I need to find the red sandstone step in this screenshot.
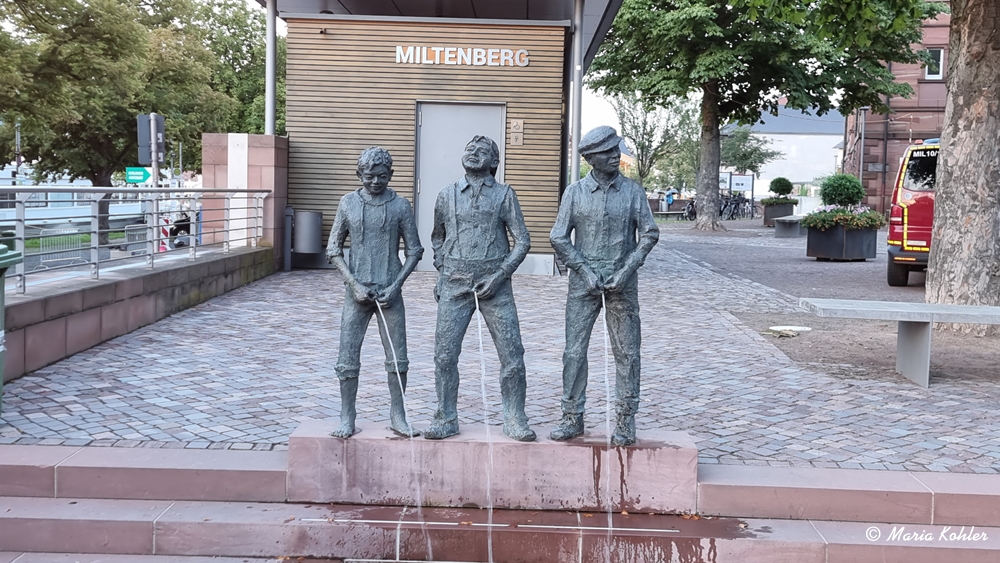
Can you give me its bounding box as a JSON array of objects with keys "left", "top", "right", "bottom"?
[
  {"left": 4, "top": 497, "right": 1000, "bottom": 562},
  {"left": 0, "top": 555, "right": 322, "bottom": 563},
  {"left": 0, "top": 445, "right": 286, "bottom": 502},
  {"left": 698, "top": 464, "right": 1000, "bottom": 527}
]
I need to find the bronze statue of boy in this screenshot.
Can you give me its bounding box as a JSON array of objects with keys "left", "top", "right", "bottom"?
[
  {"left": 424, "top": 135, "right": 536, "bottom": 442},
  {"left": 326, "top": 146, "right": 423, "bottom": 438},
  {"left": 549, "top": 126, "right": 660, "bottom": 446}
]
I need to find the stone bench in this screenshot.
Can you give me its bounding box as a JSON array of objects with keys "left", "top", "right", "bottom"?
[
  {"left": 654, "top": 211, "right": 685, "bottom": 219},
  {"left": 800, "top": 298, "right": 1000, "bottom": 387},
  {"left": 774, "top": 215, "right": 804, "bottom": 238}
]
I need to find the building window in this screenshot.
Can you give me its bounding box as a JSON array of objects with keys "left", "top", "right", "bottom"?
[{"left": 925, "top": 48, "right": 943, "bottom": 80}]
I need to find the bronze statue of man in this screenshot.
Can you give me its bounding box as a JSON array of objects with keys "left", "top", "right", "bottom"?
[
  {"left": 549, "top": 126, "right": 660, "bottom": 446},
  {"left": 326, "top": 146, "right": 423, "bottom": 438},
  {"left": 424, "top": 135, "right": 536, "bottom": 442}
]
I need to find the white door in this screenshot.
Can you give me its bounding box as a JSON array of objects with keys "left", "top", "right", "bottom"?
[{"left": 414, "top": 102, "right": 505, "bottom": 271}]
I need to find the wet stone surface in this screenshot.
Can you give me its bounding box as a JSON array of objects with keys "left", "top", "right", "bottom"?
[{"left": 2, "top": 230, "right": 1000, "bottom": 474}]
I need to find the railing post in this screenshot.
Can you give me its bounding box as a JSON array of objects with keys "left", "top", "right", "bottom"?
[
  {"left": 189, "top": 195, "right": 198, "bottom": 262},
  {"left": 90, "top": 193, "right": 100, "bottom": 279},
  {"left": 14, "top": 193, "right": 25, "bottom": 294},
  {"left": 223, "top": 193, "right": 233, "bottom": 253},
  {"left": 145, "top": 194, "right": 155, "bottom": 268}
]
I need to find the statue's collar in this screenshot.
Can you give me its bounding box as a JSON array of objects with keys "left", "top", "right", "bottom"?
[
  {"left": 583, "top": 171, "right": 621, "bottom": 193},
  {"left": 358, "top": 188, "right": 395, "bottom": 204},
  {"left": 459, "top": 174, "right": 497, "bottom": 192}
]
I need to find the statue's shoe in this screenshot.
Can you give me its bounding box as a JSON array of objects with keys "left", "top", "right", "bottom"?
[
  {"left": 548, "top": 414, "right": 584, "bottom": 441},
  {"left": 423, "top": 420, "right": 459, "bottom": 440},
  {"left": 610, "top": 415, "right": 636, "bottom": 446},
  {"left": 503, "top": 420, "right": 537, "bottom": 442}
]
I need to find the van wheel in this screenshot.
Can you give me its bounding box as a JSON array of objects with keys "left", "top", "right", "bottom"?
[{"left": 887, "top": 260, "right": 909, "bottom": 286}]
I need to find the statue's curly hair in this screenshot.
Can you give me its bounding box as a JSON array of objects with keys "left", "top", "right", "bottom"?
[{"left": 357, "top": 146, "right": 393, "bottom": 173}]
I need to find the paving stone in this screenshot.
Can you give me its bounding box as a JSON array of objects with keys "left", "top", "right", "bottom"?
[{"left": 1, "top": 241, "right": 998, "bottom": 473}]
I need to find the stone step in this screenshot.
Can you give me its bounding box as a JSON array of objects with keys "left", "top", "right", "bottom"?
[
  {"left": 0, "top": 445, "right": 286, "bottom": 502},
  {"left": 3, "top": 497, "right": 1000, "bottom": 562},
  {"left": 698, "top": 465, "right": 1000, "bottom": 527},
  {"left": 0, "top": 554, "right": 333, "bottom": 563}
]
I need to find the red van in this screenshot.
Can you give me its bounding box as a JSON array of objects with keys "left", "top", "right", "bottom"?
[{"left": 886, "top": 139, "right": 939, "bottom": 286}]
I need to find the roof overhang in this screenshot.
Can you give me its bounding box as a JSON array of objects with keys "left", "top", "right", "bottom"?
[{"left": 260, "top": 0, "right": 621, "bottom": 70}]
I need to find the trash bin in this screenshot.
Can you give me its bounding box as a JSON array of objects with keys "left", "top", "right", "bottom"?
[
  {"left": 0, "top": 244, "right": 24, "bottom": 417},
  {"left": 293, "top": 210, "right": 324, "bottom": 254}
]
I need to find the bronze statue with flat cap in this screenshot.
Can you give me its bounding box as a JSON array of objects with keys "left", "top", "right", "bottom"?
[{"left": 549, "top": 126, "right": 660, "bottom": 446}]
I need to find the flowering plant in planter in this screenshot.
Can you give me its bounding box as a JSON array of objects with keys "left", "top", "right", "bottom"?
[
  {"left": 800, "top": 174, "right": 886, "bottom": 231},
  {"left": 800, "top": 204, "right": 887, "bottom": 230}
]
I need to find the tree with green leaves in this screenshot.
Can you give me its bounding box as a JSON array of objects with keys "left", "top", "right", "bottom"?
[
  {"left": 0, "top": 0, "right": 234, "bottom": 242},
  {"left": 589, "top": 0, "right": 945, "bottom": 231},
  {"left": 195, "top": 0, "right": 286, "bottom": 135},
  {"left": 743, "top": 0, "right": 996, "bottom": 314},
  {"left": 646, "top": 96, "right": 701, "bottom": 194},
  {"left": 0, "top": 0, "right": 233, "bottom": 186},
  {"left": 608, "top": 91, "right": 693, "bottom": 187},
  {"left": 721, "top": 126, "right": 782, "bottom": 177}
]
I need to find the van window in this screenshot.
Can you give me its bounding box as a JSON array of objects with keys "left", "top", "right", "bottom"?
[{"left": 902, "top": 148, "right": 938, "bottom": 191}]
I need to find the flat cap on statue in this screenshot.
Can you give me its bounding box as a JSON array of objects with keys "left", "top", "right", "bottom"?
[{"left": 578, "top": 125, "right": 623, "bottom": 156}]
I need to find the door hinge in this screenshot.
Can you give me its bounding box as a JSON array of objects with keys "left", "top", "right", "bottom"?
[
  {"left": 418, "top": 111, "right": 422, "bottom": 127},
  {"left": 417, "top": 179, "right": 421, "bottom": 194}
]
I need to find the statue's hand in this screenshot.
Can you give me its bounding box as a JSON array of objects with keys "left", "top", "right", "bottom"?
[
  {"left": 376, "top": 283, "right": 401, "bottom": 307},
  {"left": 349, "top": 280, "right": 375, "bottom": 304},
  {"left": 433, "top": 276, "right": 442, "bottom": 303},
  {"left": 603, "top": 268, "right": 631, "bottom": 294},
  {"left": 474, "top": 272, "right": 505, "bottom": 300},
  {"left": 582, "top": 267, "right": 604, "bottom": 296}
]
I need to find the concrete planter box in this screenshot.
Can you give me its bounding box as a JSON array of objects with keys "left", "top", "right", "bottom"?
[
  {"left": 763, "top": 202, "right": 796, "bottom": 227},
  {"left": 806, "top": 225, "right": 877, "bottom": 261}
]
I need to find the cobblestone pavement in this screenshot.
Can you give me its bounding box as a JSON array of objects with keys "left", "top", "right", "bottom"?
[{"left": 3, "top": 232, "right": 1000, "bottom": 474}]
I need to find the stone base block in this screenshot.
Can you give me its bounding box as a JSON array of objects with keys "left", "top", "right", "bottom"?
[{"left": 286, "top": 420, "right": 697, "bottom": 514}]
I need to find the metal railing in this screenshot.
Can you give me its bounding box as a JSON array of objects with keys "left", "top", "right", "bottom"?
[{"left": 0, "top": 187, "right": 270, "bottom": 294}]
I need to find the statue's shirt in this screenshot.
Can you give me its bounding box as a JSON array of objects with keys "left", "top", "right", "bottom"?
[
  {"left": 431, "top": 175, "right": 530, "bottom": 277},
  {"left": 549, "top": 172, "right": 659, "bottom": 277},
  {"left": 327, "top": 188, "right": 423, "bottom": 288}
]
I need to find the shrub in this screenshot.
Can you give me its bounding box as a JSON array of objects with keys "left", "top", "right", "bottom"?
[
  {"left": 800, "top": 204, "right": 887, "bottom": 231},
  {"left": 761, "top": 196, "right": 799, "bottom": 206},
  {"left": 769, "top": 177, "right": 794, "bottom": 197},
  {"left": 820, "top": 174, "right": 866, "bottom": 207}
]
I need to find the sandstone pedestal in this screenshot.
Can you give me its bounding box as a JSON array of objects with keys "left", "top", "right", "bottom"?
[{"left": 286, "top": 420, "right": 697, "bottom": 514}]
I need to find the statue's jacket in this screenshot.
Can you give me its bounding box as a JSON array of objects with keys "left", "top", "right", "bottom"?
[
  {"left": 327, "top": 188, "right": 423, "bottom": 290},
  {"left": 430, "top": 175, "right": 530, "bottom": 283}
]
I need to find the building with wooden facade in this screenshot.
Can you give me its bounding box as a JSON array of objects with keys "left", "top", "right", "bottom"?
[
  {"left": 262, "top": 1, "right": 623, "bottom": 274},
  {"left": 841, "top": 8, "right": 951, "bottom": 213}
]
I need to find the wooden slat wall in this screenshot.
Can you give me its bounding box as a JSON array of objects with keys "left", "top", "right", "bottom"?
[{"left": 285, "top": 18, "right": 567, "bottom": 252}]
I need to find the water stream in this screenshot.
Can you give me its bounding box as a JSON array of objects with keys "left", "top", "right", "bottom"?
[
  {"left": 374, "top": 300, "right": 433, "bottom": 561},
  {"left": 601, "top": 291, "right": 614, "bottom": 560},
  {"left": 472, "top": 291, "right": 496, "bottom": 563}
]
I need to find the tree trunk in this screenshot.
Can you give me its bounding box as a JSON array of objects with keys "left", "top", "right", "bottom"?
[
  {"left": 925, "top": 0, "right": 1000, "bottom": 334},
  {"left": 693, "top": 82, "right": 725, "bottom": 231}
]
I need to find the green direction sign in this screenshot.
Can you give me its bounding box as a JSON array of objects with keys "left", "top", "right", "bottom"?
[{"left": 125, "top": 167, "right": 152, "bottom": 183}]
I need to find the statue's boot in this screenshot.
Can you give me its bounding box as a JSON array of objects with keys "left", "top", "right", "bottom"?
[
  {"left": 499, "top": 387, "right": 536, "bottom": 442},
  {"left": 611, "top": 414, "right": 636, "bottom": 447},
  {"left": 388, "top": 371, "right": 419, "bottom": 437},
  {"left": 503, "top": 413, "right": 536, "bottom": 442},
  {"left": 331, "top": 377, "right": 359, "bottom": 438},
  {"left": 423, "top": 418, "right": 459, "bottom": 440},
  {"left": 548, "top": 412, "right": 584, "bottom": 441}
]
